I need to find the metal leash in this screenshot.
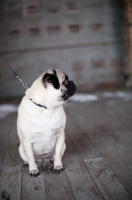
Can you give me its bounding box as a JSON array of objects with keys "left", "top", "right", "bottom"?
[{"left": 0, "top": 54, "right": 28, "bottom": 89}]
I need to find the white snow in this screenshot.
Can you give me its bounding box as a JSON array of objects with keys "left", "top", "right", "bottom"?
[
  {"left": 102, "top": 91, "right": 132, "bottom": 101},
  {"left": 116, "top": 92, "right": 132, "bottom": 101},
  {"left": 70, "top": 94, "right": 98, "bottom": 102},
  {"left": 70, "top": 91, "right": 132, "bottom": 103},
  {"left": 0, "top": 104, "right": 18, "bottom": 119}
]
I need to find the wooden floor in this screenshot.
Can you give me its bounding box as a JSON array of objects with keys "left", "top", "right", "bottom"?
[{"left": 0, "top": 97, "right": 132, "bottom": 200}]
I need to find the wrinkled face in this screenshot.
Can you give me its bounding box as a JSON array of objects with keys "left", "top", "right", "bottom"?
[{"left": 42, "top": 69, "right": 77, "bottom": 101}]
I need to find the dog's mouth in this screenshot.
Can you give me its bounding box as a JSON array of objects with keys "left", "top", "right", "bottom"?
[{"left": 62, "top": 81, "right": 77, "bottom": 101}]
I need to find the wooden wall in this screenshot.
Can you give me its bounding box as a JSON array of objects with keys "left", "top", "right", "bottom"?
[
  {"left": 122, "top": 0, "right": 132, "bottom": 87},
  {"left": 0, "top": 0, "right": 123, "bottom": 99}
]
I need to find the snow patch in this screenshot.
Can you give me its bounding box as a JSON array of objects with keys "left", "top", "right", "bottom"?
[
  {"left": 0, "top": 104, "right": 18, "bottom": 119},
  {"left": 70, "top": 91, "right": 132, "bottom": 103},
  {"left": 70, "top": 94, "right": 98, "bottom": 102},
  {"left": 102, "top": 91, "right": 132, "bottom": 101},
  {"left": 116, "top": 92, "right": 132, "bottom": 101}
]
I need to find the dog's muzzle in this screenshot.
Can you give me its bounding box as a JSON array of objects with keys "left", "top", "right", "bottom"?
[{"left": 62, "top": 81, "right": 77, "bottom": 100}]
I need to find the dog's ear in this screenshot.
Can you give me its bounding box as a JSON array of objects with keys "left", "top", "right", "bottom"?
[{"left": 42, "top": 73, "right": 60, "bottom": 89}]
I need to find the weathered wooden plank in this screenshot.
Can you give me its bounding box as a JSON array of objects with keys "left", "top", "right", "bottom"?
[
  {"left": 21, "top": 162, "right": 47, "bottom": 200},
  {"left": 85, "top": 157, "right": 132, "bottom": 200},
  {"left": 42, "top": 161, "right": 75, "bottom": 200},
  {"left": 68, "top": 100, "right": 132, "bottom": 197},
  {"left": 63, "top": 135, "right": 104, "bottom": 200},
  {"left": 94, "top": 106, "right": 132, "bottom": 196},
  {"left": 0, "top": 114, "right": 14, "bottom": 174},
  {"left": 66, "top": 110, "right": 100, "bottom": 160},
  {"left": 0, "top": 166, "right": 21, "bottom": 200},
  {"left": 66, "top": 110, "right": 113, "bottom": 200},
  {"left": 0, "top": 113, "right": 21, "bottom": 200},
  {"left": 87, "top": 102, "right": 132, "bottom": 196},
  {"left": 1, "top": 115, "right": 21, "bottom": 169},
  {"left": 0, "top": 132, "right": 8, "bottom": 175},
  {"left": 0, "top": 114, "right": 12, "bottom": 131}
]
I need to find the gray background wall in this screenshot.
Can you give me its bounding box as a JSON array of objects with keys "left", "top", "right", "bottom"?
[{"left": 0, "top": 0, "right": 123, "bottom": 99}]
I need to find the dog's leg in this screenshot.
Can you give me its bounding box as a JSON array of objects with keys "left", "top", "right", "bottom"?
[
  {"left": 19, "top": 144, "right": 29, "bottom": 167},
  {"left": 22, "top": 139, "right": 40, "bottom": 177},
  {"left": 54, "top": 132, "right": 66, "bottom": 174},
  {"left": 50, "top": 143, "right": 66, "bottom": 164},
  {"left": 61, "top": 142, "right": 66, "bottom": 157}
]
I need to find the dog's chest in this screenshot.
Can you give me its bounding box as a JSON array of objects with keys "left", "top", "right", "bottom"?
[
  {"left": 29, "top": 109, "right": 63, "bottom": 141},
  {"left": 36, "top": 111, "right": 61, "bottom": 131},
  {"left": 30, "top": 120, "right": 61, "bottom": 146}
]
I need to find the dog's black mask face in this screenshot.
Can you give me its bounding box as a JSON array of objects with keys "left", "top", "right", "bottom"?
[
  {"left": 61, "top": 76, "right": 77, "bottom": 101},
  {"left": 43, "top": 70, "right": 60, "bottom": 90}
]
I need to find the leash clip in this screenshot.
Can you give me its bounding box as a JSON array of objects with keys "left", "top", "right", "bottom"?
[{"left": 16, "top": 75, "right": 28, "bottom": 89}]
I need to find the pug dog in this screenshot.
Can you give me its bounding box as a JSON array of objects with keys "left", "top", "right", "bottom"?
[{"left": 17, "top": 69, "right": 77, "bottom": 176}]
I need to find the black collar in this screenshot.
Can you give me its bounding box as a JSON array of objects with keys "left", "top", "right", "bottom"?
[{"left": 30, "top": 99, "right": 47, "bottom": 109}]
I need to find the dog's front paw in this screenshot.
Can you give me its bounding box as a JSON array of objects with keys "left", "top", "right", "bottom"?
[
  {"left": 30, "top": 170, "right": 40, "bottom": 177},
  {"left": 54, "top": 161, "right": 64, "bottom": 174},
  {"left": 29, "top": 165, "right": 40, "bottom": 177}
]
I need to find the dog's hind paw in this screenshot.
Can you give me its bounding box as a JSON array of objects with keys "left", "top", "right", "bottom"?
[
  {"left": 23, "top": 161, "right": 29, "bottom": 167},
  {"left": 30, "top": 170, "right": 40, "bottom": 177}
]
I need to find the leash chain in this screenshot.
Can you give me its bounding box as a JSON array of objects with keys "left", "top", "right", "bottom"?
[
  {"left": 0, "top": 54, "right": 28, "bottom": 89},
  {"left": 0, "top": 54, "right": 49, "bottom": 109}
]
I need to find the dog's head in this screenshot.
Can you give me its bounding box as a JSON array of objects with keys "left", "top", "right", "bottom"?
[
  {"left": 26, "top": 69, "right": 77, "bottom": 108},
  {"left": 42, "top": 69, "right": 77, "bottom": 102}
]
